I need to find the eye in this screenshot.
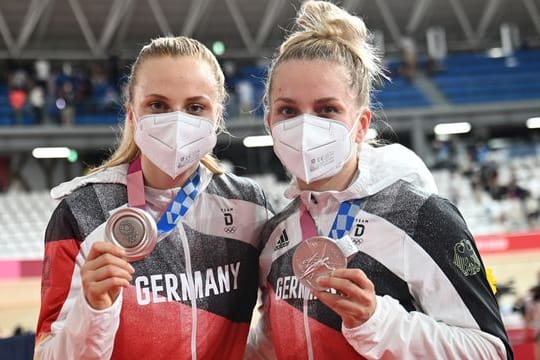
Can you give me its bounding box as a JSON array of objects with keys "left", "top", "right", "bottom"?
[
  {"left": 277, "top": 106, "right": 297, "bottom": 117},
  {"left": 319, "top": 105, "right": 338, "bottom": 115},
  {"left": 149, "top": 101, "right": 168, "bottom": 113},
  {"left": 186, "top": 103, "right": 204, "bottom": 114}
]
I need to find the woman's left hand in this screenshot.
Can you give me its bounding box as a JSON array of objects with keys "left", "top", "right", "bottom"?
[{"left": 314, "top": 268, "right": 377, "bottom": 329}]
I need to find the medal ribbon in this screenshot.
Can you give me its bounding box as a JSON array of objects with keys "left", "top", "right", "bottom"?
[
  {"left": 300, "top": 198, "right": 363, "bottom": 241},
  {"left": 127, "top": 156, "right": 201, "bottom": 235}
]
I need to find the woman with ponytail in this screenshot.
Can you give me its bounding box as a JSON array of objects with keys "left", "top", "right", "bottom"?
[
  {"left": 248, "top": 1, "right": 511, "bottom": 359},
  {"left": 35, "top": 36, "right": 272, "bottom": 359}
]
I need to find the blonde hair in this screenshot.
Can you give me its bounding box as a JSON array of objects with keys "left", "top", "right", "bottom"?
[
  {"left": 95, "top": 36, "right": 226, "bottom": 174},
  {"left": 264, "top": 0, "right": 385, "bottom": 111}
]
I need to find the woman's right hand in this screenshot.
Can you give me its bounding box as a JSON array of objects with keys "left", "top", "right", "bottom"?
[
  {"left": 314, "top": 268, "right": 377, "bottom": 329},
  {"left": 81, "top": 241, "right": 135, "bottom": 310}
]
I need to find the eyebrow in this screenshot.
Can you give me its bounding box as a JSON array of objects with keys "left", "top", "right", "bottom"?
[
  {"left": 144, "top": 93, "right": 169, "bottom": 100},
  {"left": 143, "top": 94, "right": 212, "bottom": 102},
  {"left": 186, "top": 95, "right": 212, "bottom": 102},
  {"left": 314, "top": 97, "right": 340, "bottom": 104},
  {"left": 273, "top": 97, "right": 340, "bottom": 104}
]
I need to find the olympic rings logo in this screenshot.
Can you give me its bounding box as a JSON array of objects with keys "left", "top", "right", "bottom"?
[{"left": 224, "top": 226, "right": 237, "bottom": 233}]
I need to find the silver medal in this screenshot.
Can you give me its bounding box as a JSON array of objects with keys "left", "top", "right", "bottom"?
[
  {"left": 292, "top": 236, "right": 347, "bottom": 292},
  {"left": 104, "top": 207, "right": 157, "bottom": 262}
]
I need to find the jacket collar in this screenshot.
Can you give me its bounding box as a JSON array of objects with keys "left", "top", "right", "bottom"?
[{"left": 50, "top": 162, "right": 215, "bottom": 200}]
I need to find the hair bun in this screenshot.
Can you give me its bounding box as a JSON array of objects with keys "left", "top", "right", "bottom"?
[
  {"left": 267, "top": 0, "right": 385, "bottom": 111},
  {"left": 296, "top": 1, "right": 367, "bottom": 45}
]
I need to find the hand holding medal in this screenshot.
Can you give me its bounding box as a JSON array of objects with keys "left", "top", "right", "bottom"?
[
  {"left": 314, "top": 267, "right": 377, "bottom": 329},
  {"left": 83, "top": 157, "right": 201, "bottom": 311},
  {"left": 293, "top": 199, "right": 377, "bottom": 328}
]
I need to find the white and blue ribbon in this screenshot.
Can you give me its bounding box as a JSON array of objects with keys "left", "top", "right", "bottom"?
[
  {"left": 156, "top": 167, "right": 201, "bottom": 235},
  {"left": 328, "top": 199, "right": 363, "bottom": 240},
  {"left": 127, "top": 156, "right": 202, "bottom": 236}
]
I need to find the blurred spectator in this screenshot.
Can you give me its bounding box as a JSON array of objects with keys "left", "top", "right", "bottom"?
[
  {"left": 496, "top": 280, "right": 527, "bottom": 330},
  {"left": 8, "top": 87, "right": 26, "bottom": 124},
  {"left": 74, "top": 71, "right": 92, "bottom": 111},
  {"left": 12, "top": 326, "right": 24, "bottom": 336},
  {"left": 398, "top": 35, "right": 417, "bottom": 80},
  {"left": 33, "top": 59, "right": 50, "bottom": 87},
  {"left": 99, "top": 87, "right": 120, "bottom": 112},
  {"left": 106, "top": 55, "right": 124, "bottom": 93},
  {"left": 503, "top": 174, "right": 530, "bottom": 200},
  {"left": 10, "top": 68, "right": 28, "bottom": 89},
  {"left": 91, "top": 63, "right": 120, "bottom": 112},
  {"left": 58, "top": 80, "right": 75, "bottom": 125},
  {"left": 55, "top": 62, "right": 78, "bottom": 125},
  {"left": 425, "top": 26, "right": 447, "bottom": 76},
  {"left": 236, "top": 79, "right": 255, "bottom": 115},
  {"left": 432, "top": 139, "right": 456, "bottom": 169},
  {"left": 525, "top": 272, "right": 540, "bottom": 359},
  {"left": 525, "top": 195, "right": 540, "bottom": 228},
  {"left": 425, "top": 57, "right": 446, "bottom": 76},
  {"left": 0, "top": 157, "right": 9, "bottom": 192},
  {"left": 484, "top": 169, "right": 530, "bottom": 201},
  {"left": 91, "top": 63, "right": 108, "bottom": 88},
  {"left": 223, "top": 61, "right": 239, "bottom": 118},
  {"left": 28, "top": 82, "right": 46, "bottom": 124}
]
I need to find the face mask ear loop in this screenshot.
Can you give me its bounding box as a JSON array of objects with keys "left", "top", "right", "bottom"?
[
  {"left": 213, "top": 116, "right": 221, "bottom": 133},
  {"left": 340, "top": 117, "right": 360, "bottom": 167},
  {"left": 263, "top": 111, "right": 272, "bottom": 135},
  {"left": 349, "top": 117, "right": 360, "bottom": 136}
]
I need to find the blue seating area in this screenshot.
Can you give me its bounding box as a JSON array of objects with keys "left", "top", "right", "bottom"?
[
  {"left": 433, "top": 50, "right": 540, "bottom": 104},
  {"left": 0, "top": 49, "right": 539, "bottom": 125},
  {"left": 0, "top": 79, "right": 121, "bottom": 126},
  {"left": 373, "top": 77, "right": 431, "bottom": 109},
  {"left": 0, "top": 107, "right": 121, "bottom": 126},
  {"left": 74, "top": 113, "right": 121, "bottom": 125}
]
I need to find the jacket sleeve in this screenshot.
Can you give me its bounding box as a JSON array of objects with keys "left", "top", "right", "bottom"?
[
  {"left": 35, "top": 199, "right": 122, "bottom": 359},
  {"left": 342, "top": 196, "right": 511, "bottom": 360},
  {"left": 245, "top": 203, "right": 281, "bottom": 360},
  {"left": 36, "top": 292, "right": 123, "bottom": 360},
  {"left": 342, "top": 295, "right": 507, "bottom": 359},
  {"left": 245, "top": 287, "right": 278, "bottom": 360}
]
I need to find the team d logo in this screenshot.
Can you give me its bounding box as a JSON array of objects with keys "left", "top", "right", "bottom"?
[
  {"left": 453, "top": 239, "right": 481, "bottom": 276},
  {"left": 221, "top": 208, "right": 236, "bottom": 233}
]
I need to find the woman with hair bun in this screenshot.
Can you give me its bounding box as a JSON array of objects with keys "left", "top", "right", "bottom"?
[{"left": 248, "top": 1, "right": 512, "bottom": 359}]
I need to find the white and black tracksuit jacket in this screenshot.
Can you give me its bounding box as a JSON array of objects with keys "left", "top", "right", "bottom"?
[
  {"left": 35, "top": 163, "right": 273, "bottom": 359},
  {"left": 248, "top": 144, "right": 511, "bottom": 360}
]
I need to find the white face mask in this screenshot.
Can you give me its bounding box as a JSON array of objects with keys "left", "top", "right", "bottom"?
[
  {"left": 134, "top": 111, "right": 217, "bottom": 179},
  {"left": 271, "top": 113, "right": 357, "bottom": 184}
]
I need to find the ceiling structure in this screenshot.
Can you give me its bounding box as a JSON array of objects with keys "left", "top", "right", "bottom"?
[{"left": 0, "top": 0, "right": 538, "bottom": 60}]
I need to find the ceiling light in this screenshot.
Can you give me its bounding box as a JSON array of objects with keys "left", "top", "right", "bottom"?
[
  {"left": 434, "top": 122, "right": 471, "bottom": 135},
  {"left": 243, "top": 135, "right": 273, "bottom": 148},
  {"left": 526, "top": 117, "right": 540, "bottom": 129},
  {"left": 32, "top": 147, "right": 71, "bottom": 159}
]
